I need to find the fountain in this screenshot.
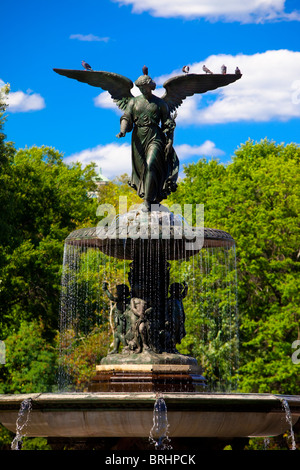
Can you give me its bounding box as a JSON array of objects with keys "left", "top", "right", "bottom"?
[
  {"left": 10, "top": 398, "right": 32, "bottom": 450},
  {"left": 0, "top": 65, "right": 299, "bottom": 451},
  {"left": 61, "top": 206, "right": 235, "bottom": 393}
]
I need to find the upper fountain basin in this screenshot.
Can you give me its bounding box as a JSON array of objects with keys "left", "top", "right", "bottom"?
[{"left": 65, "top": 205, "right": 235, "bottom": 260}]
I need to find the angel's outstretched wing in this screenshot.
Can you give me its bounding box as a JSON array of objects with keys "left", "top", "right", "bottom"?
[
  {"left": 161, "top": 73, "right": 242, "bottom": 113},
  {"left": 53, "top": 69, "right": 134, "bottom": 111}
]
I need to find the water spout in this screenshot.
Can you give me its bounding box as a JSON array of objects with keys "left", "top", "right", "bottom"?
[
  {"left": 149, "top": 395, "right": 172, "bottom": 450},
  {"left": 263, "top": 437, "right": 270, "bottom": 450},
  {"left": 11, "top": 398, "right": 32, "bottom": 450},
  {"left": 280, "top": 398, "right": 296, "bottom": 450}
]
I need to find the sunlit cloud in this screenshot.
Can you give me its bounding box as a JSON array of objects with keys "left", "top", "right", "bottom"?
[
  {"left": 93, "top": 85, "right": 140, "bottom": 111},
  {"left": 65, "top": 138, "right": 225, "bottom": 179},
  {"left": 93, "top": 50, "right": 300, "bottom": 125},
  {"left": 64, "top": 143, "right": 132, "bottom": 178},
  {"left": 158, "top": 50, "right": 300, "bottom": 125},
  {"left": 0, "top": 80, "right": 46, "bottom": 113},
  {"left": 93, "top": 91, "right": 121, "bottom": 111},
  {"left": 113, "top": 0, "right": 300, "bottom": 23},
  {"left": 175, "top": 141, "right": 225, "bottom": 159}
]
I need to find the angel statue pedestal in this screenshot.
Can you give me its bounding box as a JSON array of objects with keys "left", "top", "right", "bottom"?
[{"left": 55, "top": 64, "right": 241, "bottom": 392}]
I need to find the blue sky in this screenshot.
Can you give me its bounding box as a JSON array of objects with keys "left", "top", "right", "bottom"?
[{"left": 1, "top": 0, "right": 300, "bottom": 178}]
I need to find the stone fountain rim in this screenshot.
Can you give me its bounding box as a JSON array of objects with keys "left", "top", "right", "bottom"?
[
  {"left": 0, "top": 392, "right": 299, "bottom": 412},
  {"left": 1, "top": 393, "right": 299, "bottom": 439}
]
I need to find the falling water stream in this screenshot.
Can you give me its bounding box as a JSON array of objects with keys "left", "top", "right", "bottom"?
[
  {"left": 11, "top": 398, "right": 32, "bottom": 450},
  {"left": 58, "top": 238, "right": 239, "bottom": 392},
  {"left": 280, "top": 398, "right": 296, "bottom": 450},
  {"left": 263, "top": 437, "right": 270, "bottom": 450},
  {"left": 149, "top": 395, "right": 172, "bottom": 450}
]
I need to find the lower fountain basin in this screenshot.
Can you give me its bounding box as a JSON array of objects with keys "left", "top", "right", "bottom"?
[{"left": 0, "top": 393, "right": 299, "bottom": 439}]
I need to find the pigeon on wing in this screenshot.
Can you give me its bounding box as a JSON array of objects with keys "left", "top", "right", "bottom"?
[
  {"left": 202, "top": 65, "right": 213, "bottom": 74},
  {"left": 81, "top": 60, "right": 93, "bottom": 71}
]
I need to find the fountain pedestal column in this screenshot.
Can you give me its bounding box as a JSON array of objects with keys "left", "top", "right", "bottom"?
[{"left": 127, "top": 243, "right": 170, "bottom": 354}]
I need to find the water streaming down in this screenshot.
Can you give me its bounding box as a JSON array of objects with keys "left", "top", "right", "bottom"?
[
  {"left": 263, "top": 437, "right": 270, "bottom": 450},
  {"left": 58, "top": 241, "right": 115, "bottom": 391},
  {"left": 58, "top": 224, "right": 239, "bottom": 392},
  {"left": 149, "top": 395, "right": 172, "bottom": 450},
  {"left": 281, "top": 398, "right": 297, "bottom": 450},
  {"left": 170, "top": 242, "right": 239, "bottom": 391},
  {"left": 11, "top": 398, "right": 32, "bottom": 450}
]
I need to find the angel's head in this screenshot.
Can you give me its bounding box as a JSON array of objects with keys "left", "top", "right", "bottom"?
[{"left": 135, "top": 75, "right": 156, "bottom": 96}]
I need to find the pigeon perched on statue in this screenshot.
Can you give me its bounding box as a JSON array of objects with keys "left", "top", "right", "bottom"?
[
  {"left": 221, "top": 64, "right": 227, "bottom": 75},
  {"left": 235, "top": 67, "right": 241, "bottom": 75},
  {"left": 202, "top": 65, "right": 213, "bottom": 74},
  {"left": 142, "top": 65, "right": 148, "bottom": 75},
  {"left": 81, "top": 60, "right": 93, "bottom": 71},
  {"left": 182, "top": 65, "right": 190, "bottom": 74}
]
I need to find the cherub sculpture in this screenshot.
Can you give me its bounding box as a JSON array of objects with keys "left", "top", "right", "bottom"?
[
  {"left": 54, "top": 65, "right": 241, "bottom": 210},
  {"left": 167, "top": 282, "right": 188, "bottom": 352},
  {"left": 102, "top": 282, "right": 130, "bottom": 354},
  {"left": 130, "top": 294, "right": 152, "bottom": 353}
]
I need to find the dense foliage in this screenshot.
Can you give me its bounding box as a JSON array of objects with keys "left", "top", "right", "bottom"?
[
  {"left": 168, "top": 139, "right": 300, "bottom": 393},
  {"left": 0, "top": 88, "right": 100, "bottom": 395}
]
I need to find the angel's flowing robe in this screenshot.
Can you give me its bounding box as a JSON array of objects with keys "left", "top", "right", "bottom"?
[{"left": 121, "top": 94, "right": 179, "bottom": 204}]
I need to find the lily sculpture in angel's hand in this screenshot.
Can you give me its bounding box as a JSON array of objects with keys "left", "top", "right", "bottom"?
[{"left": 54, "top": 65, "right": 241, "bottom": 211}]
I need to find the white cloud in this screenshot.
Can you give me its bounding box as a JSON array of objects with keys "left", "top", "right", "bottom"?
[
  {"left": 160, "top": 49, "right": 300, "bottom": 125},
  {"left": 64, "top": 139, "right": 224, "bottom": 179},
  {"left": 175, "top": 141, "right": 225, "bottom": 159},
  {"left": 4, "top": 87, "right": 45, "bottom": 113},
  {"left": 70, "top": 33, "right": 110, "bottom": 42},
  {"left": 64, "top": 143, "right": 132, "bottom": 178},
  {"left": 114, "top": 0, "right": 300, "bottom": 23},
  {"left": 93, "top": 85, "right": 141, "bottom": 111},
  {"left": 94, "top": 91, "right": 121, "bottom": 111},
  {"left": 92, "top": 50, "right": 300, "bottom": 125}
]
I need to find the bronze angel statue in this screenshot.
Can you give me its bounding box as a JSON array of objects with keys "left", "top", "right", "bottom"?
[{"left": 53, "top": 65, "right": 241, "bottom": 210}]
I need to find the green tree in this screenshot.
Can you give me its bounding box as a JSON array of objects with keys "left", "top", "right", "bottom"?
[
  {"left": 0, "top": 320, "right": 58, "bottom": 393},
  {"left": 168, "top": 139, "right": 300, "bottom": 393},
  {"left": 97, "top": 173, "right": 141, "bottom": 210},
  {"left": 0, "top": 146, "right": 99, "bottom": 339},
  {"left": 0, "top": 95, "right": 103, "bottom": 395}
]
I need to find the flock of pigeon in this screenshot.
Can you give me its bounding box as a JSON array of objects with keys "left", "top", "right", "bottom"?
[
  {"left": 183, "top": 64, "right": 241, "bottom": 75},
  {"left": 81, "top": 60, "right": 241, "bottom": 76}
]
